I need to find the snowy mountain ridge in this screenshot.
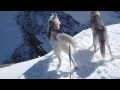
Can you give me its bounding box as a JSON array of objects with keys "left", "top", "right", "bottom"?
[
  {"left": 1, "top": 11, "right": 120, "bottom": 65},
  {"left": 0, "top": 23, "right": 120, "bottom": 79},
  {"left": 0, "top": 11, "right": 82, "bottom": 64}
]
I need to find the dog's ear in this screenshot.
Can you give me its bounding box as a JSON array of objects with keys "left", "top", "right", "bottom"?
[
  {"left": 51, "top": 13, "right": 54, "bottom": 16},
  {"left": 54, "top": 13, "right": 57, "bottom": 17},
  {"left": 54, "top": 13, "right": 61, "bottom": 23},
  {"left": 50, "top": 13, "right": 54, "bottom": 19},
  {"left": 48, "top": 13, "right": 54, "bottom": 23},
  {"left": 91, "top": 16, "right": 94, "bottom": 20}
]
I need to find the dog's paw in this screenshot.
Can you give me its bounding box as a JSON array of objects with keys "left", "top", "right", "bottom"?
[
  {"left": 74, "top": 66, "right": 79, "bottom": 70},
  {"left": 111, "top": 57, "right": 114, "bottom": 61}
]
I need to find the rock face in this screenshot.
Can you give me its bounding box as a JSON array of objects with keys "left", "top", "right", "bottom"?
[
  {"left": 1, "top": 11, "right": 120, "bottom": 64},
  {"left": 4, "top": 11, "right": 82, "bottom": 64}
]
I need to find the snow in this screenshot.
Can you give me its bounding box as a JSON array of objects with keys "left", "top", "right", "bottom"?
[
  {"left": 0, "top": 11, "right": 23, "bottom": 63},
  {"left": 64, "top": 11, "right": 120, "bottom": 25},
  {"left": 0, "top": 23, "right": 120, "bottom": 79},
  {"left": 1, "top": 11, "right": 120, "bottom": 64}
]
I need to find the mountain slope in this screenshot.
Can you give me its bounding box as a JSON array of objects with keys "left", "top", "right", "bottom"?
[
  {"left": 0, "top": 23, "right": 120, "bottom": 79},
  {"left": 0, "top": 11, "right": 82, "bottom": 64},
  {"left": 2, "top": 11, "right": 82, "bottom": 64},
  {"left": 1, "top": 11, "right": 120, "bottom": 65}
]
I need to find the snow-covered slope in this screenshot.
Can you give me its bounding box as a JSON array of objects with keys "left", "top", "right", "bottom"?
[
  {"left": 1, "top": 11, "right": 120, "bottom": 65},
  {"left": 0, "top": 24, "right": 120, "bottom": 79}
]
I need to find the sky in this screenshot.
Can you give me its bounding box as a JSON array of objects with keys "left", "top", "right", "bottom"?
[{"left": 0, "top": 11, "right": 23, "bottom": 61}]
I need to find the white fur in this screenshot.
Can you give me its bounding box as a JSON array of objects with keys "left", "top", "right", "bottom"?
[
  {"left": 50, "top": 31, "right": 61, "bottom": 58},
  {"left": 48, "top": 13, "right": 54, "bottom": 22},
  {"left": 50, "top": 31, "right": 78, "bottom": 68},
  {"left": 48, "top": 13, "right": 78, "bottom": 69},
  {"left": 57, "top": 33, "right": 77, "bottom": 50},
  {"left": 48, "top": 13, "right": 61, "bottom": 29}
]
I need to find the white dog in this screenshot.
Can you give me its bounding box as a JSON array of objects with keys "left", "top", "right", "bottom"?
[{"left": 48, "top": 13, "right": 78, "bottom": 69}]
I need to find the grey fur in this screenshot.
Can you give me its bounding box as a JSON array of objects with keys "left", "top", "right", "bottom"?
[{"left": 90, "top": 11, "right": 114, "bottom": 59}]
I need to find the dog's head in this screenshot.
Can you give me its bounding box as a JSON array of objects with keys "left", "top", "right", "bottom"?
[
  {"left": 90, "top": 11, "right": 100, "bottom": 18},
  {"left": 48, "top": 13, "right": 61, "bottom": 30}
]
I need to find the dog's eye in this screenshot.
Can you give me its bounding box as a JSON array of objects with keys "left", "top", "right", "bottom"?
[
  {"left": 49, "top": 26, "right": 53, "bottom": 29},
  {"left": 91, "top": 17, "right": 93, "bottom": 20}
]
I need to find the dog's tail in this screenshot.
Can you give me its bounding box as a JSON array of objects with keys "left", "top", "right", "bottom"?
[
  {"left": 57, "top": 33, "right": 77, "bottom": 49},
  {"left": 98, "top": 29, "right": 106, "bottom": 59}
]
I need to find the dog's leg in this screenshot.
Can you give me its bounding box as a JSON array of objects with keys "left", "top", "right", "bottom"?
[
  {"left": 93, "top": 35, "right": 98, "bottom": 54},
  {"left": 106, "top": 41, "right": 114, "bottom": 60},
  {"left": 56, "top": 57, "right": 62, "bottom": 70},
  {"left": 58, "top": 57, "right": 61, "bottom": 65},
  {"left": 71, "top": 56, "right": 78, "bottom": 69},
  {"left": 91, "top": 35, "right": 94, "bottom": 48},
  {"left": 68, "top": 44, "right": 78, "bottom": 69},
  {"left": 90, "top": 21, "right": 95, "bottom": 45},
  {"left": 54, "top": 47, "right": 62, "bottom": 70}
]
